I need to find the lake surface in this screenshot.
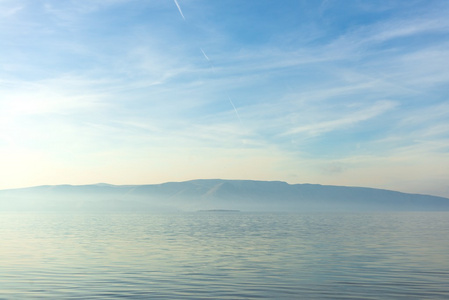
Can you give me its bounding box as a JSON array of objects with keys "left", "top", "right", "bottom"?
[{"left": 1, "top": 212, "right": 449, "bottom": 299}]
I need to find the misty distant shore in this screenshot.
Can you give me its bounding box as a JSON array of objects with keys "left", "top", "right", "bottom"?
[{"left": 1, "top": 179, "right": 449, "bottom": 212}]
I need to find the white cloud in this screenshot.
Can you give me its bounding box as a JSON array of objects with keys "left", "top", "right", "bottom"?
[
  {"left": 0, "top": 4, "right": 23, "bottom": 18},
  {"left": 368, "top": 17, "right": 449, "bottom": 43},
  {"left": 283, "top": 100, "right": 397, "bottom": 136}
]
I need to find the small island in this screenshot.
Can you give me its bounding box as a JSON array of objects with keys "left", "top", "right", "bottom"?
[{"left": 197, "top": 209, "right": 240, "bottom": 213}]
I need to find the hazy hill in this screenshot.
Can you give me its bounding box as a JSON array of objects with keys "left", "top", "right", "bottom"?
[{"left": 1, "top": 179, "right": 448, "bottom": 212}]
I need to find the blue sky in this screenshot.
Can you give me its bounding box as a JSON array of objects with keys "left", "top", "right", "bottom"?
[{"left": 1, "top": 0, "right": 449, "bottom": 197}]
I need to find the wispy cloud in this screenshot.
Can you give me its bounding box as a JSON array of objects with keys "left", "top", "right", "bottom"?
[
  {"left": 0, "top": 4, "right": 23, "bottom": 18},
  {"left": 283, "top": 101, "right": 397, "bottom": 136}
]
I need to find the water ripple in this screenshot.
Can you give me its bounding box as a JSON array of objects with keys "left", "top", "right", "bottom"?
[{"left": 1, "top": 212, "right": 449, "bottom": 299}]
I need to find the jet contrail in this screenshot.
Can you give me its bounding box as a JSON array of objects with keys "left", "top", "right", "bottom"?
[
  {"left": 228, "top": 96, "right": 241, "bottom": 122},
  {"left": 173, "top": 0, "right": 185, "bottom": 20},
  {"left": 200, "top": 48, "right": 209, "bottom": 61},
  {"left": 200, "top": 47, "right": 218, "bottom": 74}
]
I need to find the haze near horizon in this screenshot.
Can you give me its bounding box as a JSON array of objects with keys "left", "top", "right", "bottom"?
[{"left": 1, "top": 0, "right": 448, "bottom": 197}]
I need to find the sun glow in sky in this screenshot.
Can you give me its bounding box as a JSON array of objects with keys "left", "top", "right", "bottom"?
[{"left": 1, "top": 0, "right": 449, "bottom": 197}]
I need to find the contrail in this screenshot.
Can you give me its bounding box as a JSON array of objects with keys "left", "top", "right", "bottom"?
[
  {"left": 228, "top": 96, "right": 241, "bottom": 122},
  {"left": 200, "top": 48, "right": 209, "bottom": 61},
  {"left": 173, "top": 0, "right": 185, "bottom": 20},
  {"left": 200, "top": 47, "right": 217, "bottom": 73},
  {"left": 199, "top": 32, "right": 240, "bottom": 124},
  {"left": 200, "top": 50, "right": 238, "bottom": 122}
]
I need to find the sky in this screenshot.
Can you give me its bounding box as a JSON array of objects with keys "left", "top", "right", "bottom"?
[{"left": 1, "top": 0, "right": 448, "bottom": 197}]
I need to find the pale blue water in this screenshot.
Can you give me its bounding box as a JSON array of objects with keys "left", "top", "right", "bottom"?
[{"left": 1, "top": 212, "right": 449, "bottom": 299}]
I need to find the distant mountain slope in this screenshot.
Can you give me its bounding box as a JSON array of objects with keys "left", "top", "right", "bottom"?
[{"left": 1, "top": 179, "right": 448, "bottom": 212}]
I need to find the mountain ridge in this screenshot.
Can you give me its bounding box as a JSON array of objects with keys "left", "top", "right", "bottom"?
[{"left": 1, "top": 179, "right": 448, "bottom": 212}]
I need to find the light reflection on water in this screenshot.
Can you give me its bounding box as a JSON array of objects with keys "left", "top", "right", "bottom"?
[{"left": 1, "top": 212, "right": 449, "bottom": 299}]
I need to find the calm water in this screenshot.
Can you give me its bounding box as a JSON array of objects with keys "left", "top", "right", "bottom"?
[{"left": 1, "top": 212, "right": 449, "bottom": 299}]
